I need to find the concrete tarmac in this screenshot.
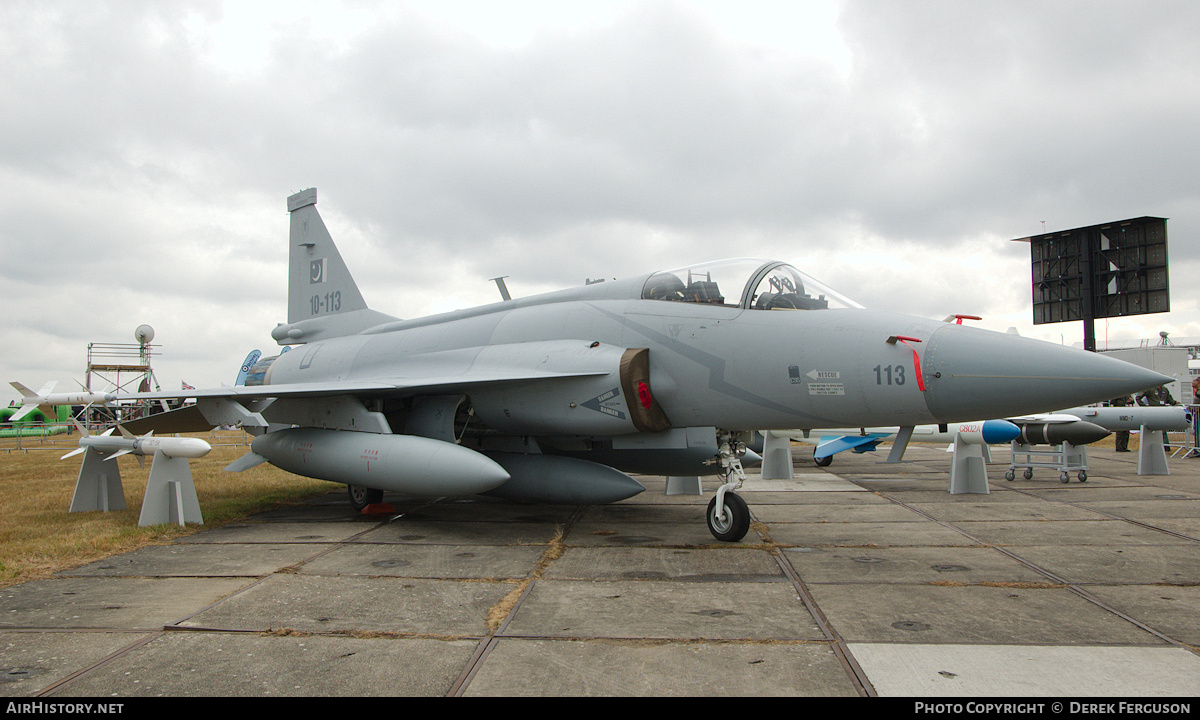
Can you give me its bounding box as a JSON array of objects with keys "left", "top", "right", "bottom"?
[{"left": 3, "top": 443, "right": 1200, "bottom": 697}]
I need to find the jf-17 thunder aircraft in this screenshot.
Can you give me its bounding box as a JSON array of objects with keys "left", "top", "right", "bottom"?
[{"left": 98, "top": 188, "right": 1168, "bottom": 542}]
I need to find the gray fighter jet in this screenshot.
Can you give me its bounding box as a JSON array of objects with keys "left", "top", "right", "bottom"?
[{"left": 115, "top": 188, "right": 1169, "bottom": 541}]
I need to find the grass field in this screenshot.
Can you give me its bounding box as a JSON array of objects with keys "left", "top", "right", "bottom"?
[{"left": 0, "top": 429, "right": 335, "bottom": 588}]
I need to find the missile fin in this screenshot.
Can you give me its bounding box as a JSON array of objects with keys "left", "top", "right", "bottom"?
[
  {"left": 8, "top": 382, "right": 57, "bottom": 421},
  {"left": 9, "top": 406, "right": 36, "bottom": 422},
  {"left": 9, "top": 381, "right": 35, "bottom": 397},
  {"left": 224, "top": 451, "right": 270, "bottom": 473}
]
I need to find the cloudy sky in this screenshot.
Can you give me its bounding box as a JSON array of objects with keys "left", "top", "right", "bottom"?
[{"left": 3, "top": 0, "right": 1198, "bottom": 402}]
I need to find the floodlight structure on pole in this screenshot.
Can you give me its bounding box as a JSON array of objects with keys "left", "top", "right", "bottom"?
[{"left": 1013, "top": 217, "right": 1170, "bottom": 352}]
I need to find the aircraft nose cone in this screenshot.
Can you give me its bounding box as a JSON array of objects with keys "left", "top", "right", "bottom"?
[{"left": 921, "top": 324, "right": 1172, "bottom": 422}]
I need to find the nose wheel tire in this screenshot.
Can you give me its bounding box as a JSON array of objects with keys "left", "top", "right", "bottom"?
[
  {"left": 707, "top": 492, "right": 751, "bottom": 542},
  {"left": 348, "top": 484, "right": 384, "bottom": 512}
]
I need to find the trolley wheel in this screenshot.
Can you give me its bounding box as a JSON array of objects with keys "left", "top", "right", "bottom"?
[
  {"left": 1023, "top": 468, "right": 1033, "bottom": 480},
  {"left": 706, "top": 492, "right": 751, "bottom": 542},
  {"left": 1060, "top": 472, "right": 1070, "bottom": 484},
  {"left": 1078, "top": 471, "right": 1088, "bottom": 482},
  {"left": 1005, "top": 470, "right": 1015, "bottom": 481}
]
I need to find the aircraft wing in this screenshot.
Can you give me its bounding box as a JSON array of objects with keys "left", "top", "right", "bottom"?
[
  {"left": 128, "top": 380, "right": 398, "bottom": 402},
  {"left": 127, "top": 365, "right": 612, "bottom": 403},
  {"left": 115, "top": 366, "right": 613, "bottom": 435}
]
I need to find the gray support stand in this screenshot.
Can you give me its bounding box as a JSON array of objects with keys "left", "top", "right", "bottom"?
[
  {"left": 886, "top": 426, "right": 915, "bottom": 463},
  {"left": 1137, "top": 424, "right": 1171, "bottom": 475},
  {"left": 69, "top": 448, "right": 127, "bottom": 512},
  {"left": 948, "top": 434, "right": 990, "bottom": 494},
  {"left": 760, "top": 431, "right": 794, "bottom": 480},
  {"left": 138, "top": 450, "right": 204, "bottom": 527},
  {"left": 665, "top": 476, "right": 702, "bottom": 495}
]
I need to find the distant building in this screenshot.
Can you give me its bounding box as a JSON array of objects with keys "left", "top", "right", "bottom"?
[{"left": 1078, "top": 333, "right": 1199, "bottom": 404}]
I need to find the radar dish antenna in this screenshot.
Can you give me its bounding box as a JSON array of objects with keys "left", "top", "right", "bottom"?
[{"left": 135, "top": 324, "right": 155, "bottom": 345}]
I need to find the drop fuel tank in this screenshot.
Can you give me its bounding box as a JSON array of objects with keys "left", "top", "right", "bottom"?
[{"left": 251, "top": 428, "right": 511, "bottom": 497}]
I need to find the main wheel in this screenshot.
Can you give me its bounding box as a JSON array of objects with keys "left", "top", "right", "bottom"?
[
  {"left": 707, "top": 492, "right": 751, "bottom": 542},
  {"left": 814, "top": 455, "right": 833, "bottom": 467},
  {"left": 348, "top": 484, "right": 384, "bottom": 512}
]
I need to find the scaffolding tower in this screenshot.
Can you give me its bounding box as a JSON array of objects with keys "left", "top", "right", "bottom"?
[{"left": 84, "top": 325, "right": 162, "bottom": 427}]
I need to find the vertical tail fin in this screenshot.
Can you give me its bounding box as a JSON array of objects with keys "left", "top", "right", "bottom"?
[
  {"left": 272, "top": 189, "right": 398, "bottom": 344},
  {"left": 286, "top": 188, "right": 370, "bottom": 325}
]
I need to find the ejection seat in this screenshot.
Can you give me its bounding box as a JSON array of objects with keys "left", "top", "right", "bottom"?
[{"left": 685, "top": 280, "right": 724, "bottom": 304}]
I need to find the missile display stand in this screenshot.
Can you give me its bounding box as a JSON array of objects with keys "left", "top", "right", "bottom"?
[
  {"left": 137, "top": 450, "right": 203, "bottom": 527},
  {"left": 68, "top": 446, "right": 204, "bottom": 527},
  {"left": 1005, "top": 441, "right": 1089, "bottom": 484},
  {"left": 1136, "top": 425, "right": 1171, "bottom": 475},
  {"left": 949, "top": 433, "right": 992, "bottom": 494},
  {"left": 760, "top": 431, "right": 794, "bottom": 480},
  {"left": 68, "top": 448, "right": 127, "bottom": 513}
]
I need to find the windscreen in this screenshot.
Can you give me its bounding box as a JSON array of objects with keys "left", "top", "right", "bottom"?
[{"left": 747, "top": 264, "right": 863, "bottom": 311}]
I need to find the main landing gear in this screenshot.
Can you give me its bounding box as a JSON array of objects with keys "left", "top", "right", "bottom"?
[
  {"left": 348, "top": 484, "right": 383, "bottom": 512},
  {"left": 705, "top": 432, "right": 752, "bottom": 542}
]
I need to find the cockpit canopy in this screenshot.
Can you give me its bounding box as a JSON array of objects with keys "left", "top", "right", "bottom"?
[{"left": 641, "top": 259, "right": 863, "bottom": 311}]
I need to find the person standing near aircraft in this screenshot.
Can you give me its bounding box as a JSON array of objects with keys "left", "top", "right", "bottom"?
[
  {"left": 1138, "top": 384, "right": 1177, "bottom": 406},
  {"left": 1190, "top": 377, "right": 1200, "bottom": 458},
  {"left": 1111, "top": 394, "right": 1132, "bottom": 452}
]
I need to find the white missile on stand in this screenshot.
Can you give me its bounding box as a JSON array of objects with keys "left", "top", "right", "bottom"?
[
  {"left": 1055, "top": 405, "right": 1192, "bottom": 475},
  {"left": 62, "top": 425, "right": 212, "bottom": 463},
  {"left": 9, "top": 382, "right": 116, "bottom": 421},
  {"left": 64, "top": 420, "right": 210, "bottom": 527}
]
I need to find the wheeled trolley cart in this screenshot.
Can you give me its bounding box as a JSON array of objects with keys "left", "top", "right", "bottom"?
[{"left": 1005, "top": 441, "right": 1089, "bottom": 484}]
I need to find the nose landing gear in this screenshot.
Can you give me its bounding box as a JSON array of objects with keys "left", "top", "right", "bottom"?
[
  {"left": 705, "top": 432, "right": 752, "bottom": 542},
  {"left": 707, "top": 491, "right": 750, "bottom": 541}
]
